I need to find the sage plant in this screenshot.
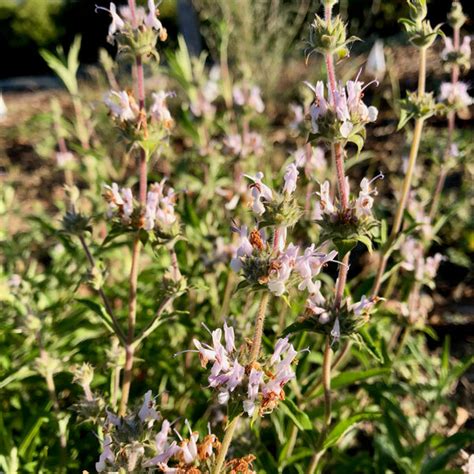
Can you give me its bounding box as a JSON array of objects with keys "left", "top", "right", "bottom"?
[
  {"left": 371, "top": 0, "right": 443, "bottom": 296},
  {"left": 431, "top": 1, "right": 472, "bottom": 219}
]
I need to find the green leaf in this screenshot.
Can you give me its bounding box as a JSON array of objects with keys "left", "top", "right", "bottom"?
[
  {"left": 334, "top": 238, "right": 357, "bottom": 258},
  {"left": 357, "top": 235, "right": 373, "bottom": 253},
  {"left": 323, "top": 412, "right": 381, "bottom": 449},
  {"left": 347, "top": 133, "right": 365, "bottom": 156},
  {"left": 75, "top": 298, "right": 114, "bottom": 334},
  {"left": 309, "top": 368, "right": 391, "bottom": 398},
  {"left": 281, "top": 399, "right": 313, "bottom": 431},
  {"left": 356, "top": 327, "right": 385, "bottom": 363}
]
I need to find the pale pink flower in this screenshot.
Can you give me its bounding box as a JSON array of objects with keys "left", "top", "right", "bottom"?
[
  {"left": 104, "top": 90, "right": 138, "bottom": 121},
  {"left": 150, "top": 91, "right": 174, "bottom": 127},
  {"left": 283, "top": 162, "right": 299, "bottom": 195},
  {"left": 439, "top": 82, "right": 473, "bottom": 108},
  {"left": 96, "top": 435, "right": 114, "bottom": 472},
  {"left": 245, "top": 172, "right": 273, "bottom": 215}
]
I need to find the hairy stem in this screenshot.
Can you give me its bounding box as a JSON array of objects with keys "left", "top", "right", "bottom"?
[
  {"left": 249, "top": 292, "right": 270, "bottom": 364},
  {"left": 212, "top": 415, "right": 241, "bottom": 474},
  {"left": 119, "top": 0, "right": 149, "bottom": 416}
]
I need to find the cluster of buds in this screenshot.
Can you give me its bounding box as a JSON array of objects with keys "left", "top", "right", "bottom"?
[
  {"left": 192, "top": 323, "right": 301, "bottom": 418},
  {"left": 104, "top": 89, "right": 174, "bottom": 152},
  {"left": 312, "top": 176, "right": 381, "bottom": 255},
  {"left": 223, "top": 131, "right": 264, "bottom": 158},
  {"left": 94, "top": 391, "right": 245, "bottom": 473},
  {"left": 400, "top": 0, "right": 442, "bottom": 49},
  {"left": 398, "top": 91, "right": 442, "bottom": 130},
  {"left": 96, "top": 0, "right": 167, "bottom": 59},
  {"left": 400, "top": 237, "right": 444, "bottom": 285},
  {"left": 290, "top": 294, "right": 380, "bottom": 344},
  {"left": 232, "top": 84, "right": 265, "bottom": 114},
  {"left": 103, "top": 180, "right": 178, "bottom": 238},
  {"left": 306, "top": 11, "right": 356, "bottom": 60},
  {"left": 304, "top": 78, "right": 378, "bottom": 149}
]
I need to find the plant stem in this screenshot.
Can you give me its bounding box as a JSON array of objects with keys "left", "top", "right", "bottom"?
[
  {"left": 212, "top": 414, "right": 241, "bottom": 474},
  {"left": 334, "top": 253, "right": 350, "bottom": 308},
  {"left": 249, "top": 291, "right": 270, "bottom": 364},
  {"left": 307, "top": 8, "right": 348, "bottom": 472},
  {"left": 372, "top": 46, "right": 428, "bottom": 296},
  {"left": 78, "top": 235, "right": 127, "bottom": 345},
  {"left": 305, "top": 339, "right": 351, "bottom": 399},
  {"left": 119, "top": 0, "right": 148, "bottom": 416},
  {"left": 307, "top": 336, "right": 332, "bottom": 474},
  {"left": 429, "top": 25, "right": 459, "bottom": 220},
  {"left": 36, "top": 332, "right": 67, "bottom": 470}
]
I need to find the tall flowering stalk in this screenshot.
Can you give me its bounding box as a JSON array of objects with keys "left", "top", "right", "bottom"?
[
  {"left": 297, "top": 0, "right": 383, "bottom": 469},
  {"left": 371, "top": 0, "right": 442, "bottom": 296},
  {"left": 120, "top": 0, "right": 150, "bottom": 418},
  {"left": 430, "top": 1, "right": 471, "bottom": 219},
  {"left": 89, "top": 0, "right": 182, "bottom": 417}
]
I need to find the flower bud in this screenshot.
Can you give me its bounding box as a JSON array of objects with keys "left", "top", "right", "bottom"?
[
  {"left": 308, "top": 14, "right": 354, "bottom": 57},
  {"left": 447, "top": 1, "right": 467, "bottom": 30},
  {"left": 401, "top": 19, "right": 443, "bottom": 49},
  {"left": 61, "top": 210, "right": 91, "bottom": 235},
  {"left": 407, "top": 0, "right": 427, "bottom": 23}
]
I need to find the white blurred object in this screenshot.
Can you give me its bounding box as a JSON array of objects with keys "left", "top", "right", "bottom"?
[
  {"left": 366, "top": 40, "right": 386, "bottom": 80},
  {"left": 0, "top": 92, "right": 7, "bottom": 121}
]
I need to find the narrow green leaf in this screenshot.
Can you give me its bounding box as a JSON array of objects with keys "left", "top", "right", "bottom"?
[
  {"left": 281, "top": 399, "right": 313, "bottom": 431},
  {"left": 75, "top": 298, "right": 114, "bottom": 333},
  {"left": 323, "top": 412, "right": 381, "bottom": 449}
]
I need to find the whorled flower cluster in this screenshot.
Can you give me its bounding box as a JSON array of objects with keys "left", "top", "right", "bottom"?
[
  {"left": 104, "top": 89, "right": 174, "bottom": 130},
  {"left": 300, "top": 293, "right": 379, "bottom": 343},
  {"left": 400, "top": 237, "right": 444, "bottom": 283},
  {"left": 95, "top": 390, "right": 255, "bottom": 473},
  {"left": 192, "top": 323, "right": 301, "bottom": 417},
  {"left": 103, "top": 180, "right": 177, "bottom": 232},
  {"left": 441, "top": 35, "right": 471, "bottom": 72},
  {"left": 229, "top": 163, "right": 339, "bottom": 297},
  {"left": 313, "top": 175, "right": 381, "bottom": 222},
  {"left": 438, "top": 82, "right": 473, "bottom": 111},
  {"left": 232, "top": 84, "right": 265, "bottom": 114},
  {"left": 97, "top": 0, "right": 167, "bottom": 44},
  {"left": 304, "top": 77, "right": 378, "bottom": 143}
]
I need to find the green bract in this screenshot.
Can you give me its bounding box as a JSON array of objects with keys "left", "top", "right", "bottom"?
[
  {"left": 318, "top": 208, "right": 379, "bottom": 257},
  {"left": 398, "top": 92, "right": 444, "bottom": 129},
  {"left": 447, "top": 1, "right": 467, "bottom": 29},
  {"left": 407, "top": 0, "right": 427, "bottom": 23},
  {"left": 307, "top": 14, "right": 357, "bottom": 58},
  {"left": 399, "top": 18, "right": 443, "bottom": 49},
  {"left": 283, "top": 297, "right": 378, "bottom": 339},
  {"left": 259, "top": 194, "right": 303, "bottom": 229}
]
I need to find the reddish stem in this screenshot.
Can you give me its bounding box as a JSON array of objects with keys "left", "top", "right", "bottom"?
[
  {"left": 120, "top": 0, "right": 148, "bottom": 416},
  {"left": 429, "top": 26, "right": 460, "bottom": 220}
]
